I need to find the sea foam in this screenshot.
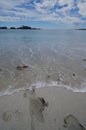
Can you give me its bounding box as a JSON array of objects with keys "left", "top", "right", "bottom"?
[{"left": 0, "top": 81, "right": 86, "bottom": 97}]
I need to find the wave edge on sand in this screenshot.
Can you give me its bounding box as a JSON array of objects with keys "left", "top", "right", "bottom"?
[{"left": 0, "top": 81, "right": 86, "bottom": 97}]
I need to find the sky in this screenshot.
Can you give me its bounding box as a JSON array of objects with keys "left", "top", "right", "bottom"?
[{"left": 0, "top": 0, "right": 86, "bottom": 29}]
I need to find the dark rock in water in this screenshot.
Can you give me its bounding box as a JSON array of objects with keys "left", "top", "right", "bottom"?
[
  {"left": 47, "top": 75, "right": 51, "bottom": 79},
  {"left": 0, "top": 69, "right": 2, "bottom": 71},
  {"left": 72, "top": 73, "right": 75, "bottom": 77},
  {"left": 63, "top": 114, "right": 86, "bottom": 130},
  {"left": 16, "top": 66, "right": 23, "bottom": 70},
  {"left": 57, "top": 78, "right": 60, "bottom": 81},
  {"left": 22, "top": 65, "right": 28, "bottom": 68},
  {"left": 16, "top": 65, "right": 29, "bottom": 70},
  {"left": 83, "top": 59, "right": 86, "bottom": 61}
]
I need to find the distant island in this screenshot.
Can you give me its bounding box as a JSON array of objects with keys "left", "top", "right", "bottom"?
[
  {"left": 0, "top": 26, "right": 8, "bottom": 29},
  {"left": 0, "top": 25, "right": 40, "bottom": 30},
  {"left": 76, "top": 28, "right": 86, "bottom": 30}
]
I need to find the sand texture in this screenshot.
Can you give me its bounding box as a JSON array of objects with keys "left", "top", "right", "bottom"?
[{"left": 0, "top": 87, "right": 86, "bottom": 130}]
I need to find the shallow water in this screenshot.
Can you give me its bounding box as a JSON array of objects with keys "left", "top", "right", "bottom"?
[{"left": 0, "top": 29, "right": 86, "bottom": 93}]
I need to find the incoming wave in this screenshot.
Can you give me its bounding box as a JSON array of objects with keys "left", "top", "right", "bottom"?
[{"left": 0, "top": 81, "right": 86, "bottom": 97}]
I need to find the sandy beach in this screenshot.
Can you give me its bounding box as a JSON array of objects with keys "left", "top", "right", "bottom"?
[{"left": 0, "top": 87, "right": 86, "bottom": 130}]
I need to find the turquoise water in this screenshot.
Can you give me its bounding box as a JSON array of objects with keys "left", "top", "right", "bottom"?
[{"left": 0, "top": 29, "right": 86, "bottom": 93}]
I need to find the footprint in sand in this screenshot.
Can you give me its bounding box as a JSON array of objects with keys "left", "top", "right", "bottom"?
[
  {"left": 63, "top": 114, "right": 86, "bottom": 130},
  {"left": 2, "top": 111, "right": 12, "bottom": 122},
  {"left": 2, "top": 110, "right": 23, "bottom": 122},
  {"left": 24, "top": 88, "right": 48, "bottom": 122}
]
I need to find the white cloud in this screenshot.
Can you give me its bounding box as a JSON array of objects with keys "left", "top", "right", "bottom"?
[
  {"left": 0, "top": 0, "right": 85, "bottom": 26},
  {"left": 58, "top": 0, "right": 73, "bottom": 6},
  {"left": 56, "top": 4, "right": 73, "bottom": 16},
  {"left": 0, "top": 0, "right": 31, "bottom": 9},
  {"left": 38, "top": 12, "right": 59, "bottom": 21},
  {"left": 56, "top": 0, "right": 74, "bottom": 17},
  {"left": 63, "top": 16, "right": 82, "bottom": 24},
  {"left": 34, "top": 0, "right": 57, "bottom": 13},
  {"left": 77, "top": 1, "right": 86, "bottom": 17},
  {"left": 0, "top": 6, "right": 39, "bottom": 22},
  {"left": 0, "top": 16, "right": 21, "bottom": 22},
  {"left": 34, "top": 0, "right": 80, "bottom": 24}
]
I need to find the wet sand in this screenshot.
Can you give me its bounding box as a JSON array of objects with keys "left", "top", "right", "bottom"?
[{"left": 0, "top": 87, "right": 86, "bottom": 130}]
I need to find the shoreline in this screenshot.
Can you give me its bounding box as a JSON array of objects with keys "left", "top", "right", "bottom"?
[{"left": 0, "top": 81, "right": 86, "bottom": 97}]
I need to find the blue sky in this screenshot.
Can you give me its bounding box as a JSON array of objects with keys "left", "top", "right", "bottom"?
[{"left": 0, "top": 0, "right": 86, "bottom": 29}]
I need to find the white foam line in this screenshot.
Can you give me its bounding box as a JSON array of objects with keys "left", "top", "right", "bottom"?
[{"left": 0, "top": 81, "right": 86, "bottom": 97}]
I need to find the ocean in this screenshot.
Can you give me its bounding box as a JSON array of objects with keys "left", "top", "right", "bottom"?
[{"left": 0, "top": 29, "right": 86, "bottom": 95}]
